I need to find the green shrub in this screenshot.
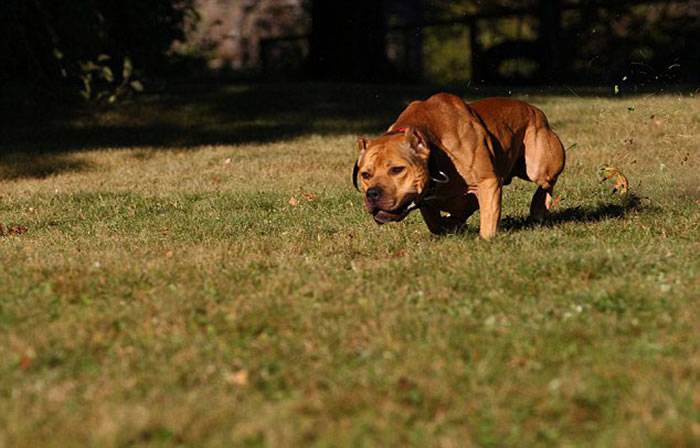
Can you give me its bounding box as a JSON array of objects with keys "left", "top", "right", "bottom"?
[{"left": 0, "top": 0, "right": 194, "bottom": 104}]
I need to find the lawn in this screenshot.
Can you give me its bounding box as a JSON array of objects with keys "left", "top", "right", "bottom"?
[{"left": 1, "top": 83, "right": 698, "bottom": 447}]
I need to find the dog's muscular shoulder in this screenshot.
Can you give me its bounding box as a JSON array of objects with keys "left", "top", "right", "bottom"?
[{"left": 388, "top": 94, "right": 502, "bottom": 184}]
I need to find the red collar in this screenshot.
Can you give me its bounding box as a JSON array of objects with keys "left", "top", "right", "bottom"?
[{"left": 385, "top": 127, "right": 408, "bottom": 135}]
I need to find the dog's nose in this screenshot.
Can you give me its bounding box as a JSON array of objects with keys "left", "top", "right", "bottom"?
[{"left": 366, "top": 187, "right": 382, "bottom": 201}]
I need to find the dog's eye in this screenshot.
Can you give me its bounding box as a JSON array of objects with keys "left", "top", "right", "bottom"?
[
  {"left": 389, "top": 166, "right": 406, "bottom": 175},
  {"left": 361, "top": 172, "right": 371, "bottom": 180}
]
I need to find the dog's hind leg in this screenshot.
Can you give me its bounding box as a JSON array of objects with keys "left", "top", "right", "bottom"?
[
  {"left": 529, "top": 184, "right": 555, "bottom": 223},
  {"left": 524, "top": 126, "right": 565, "bottom": 222}
]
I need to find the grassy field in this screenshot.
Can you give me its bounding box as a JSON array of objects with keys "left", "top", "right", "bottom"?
[{"left": 1, "top": 84, "right": 698, "bottom": 447}]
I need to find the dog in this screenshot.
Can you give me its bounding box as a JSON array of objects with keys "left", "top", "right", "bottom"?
[{"left": 352, "top": 93, "right": 566, "bottom": 239}]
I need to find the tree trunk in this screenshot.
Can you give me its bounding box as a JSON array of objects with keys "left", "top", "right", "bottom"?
[
  {"left": 537, "top": 0, "right": 562, "bottom": 82},
  {"left": 400, "top": 0, "right": 423, "bottom": 81}
]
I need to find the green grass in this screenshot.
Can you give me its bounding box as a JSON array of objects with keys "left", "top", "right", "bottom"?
[{"left": 1, "top": 84, "right": 699, "bottom": 447}]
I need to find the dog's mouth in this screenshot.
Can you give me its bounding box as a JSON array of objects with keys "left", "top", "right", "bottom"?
[{"left": 371, "top": 200, "right": 416, "bottom": 225}]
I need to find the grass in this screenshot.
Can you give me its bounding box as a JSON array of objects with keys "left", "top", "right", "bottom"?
[{"left": 1, "top": 83, "right": 699, "bottom": 447}]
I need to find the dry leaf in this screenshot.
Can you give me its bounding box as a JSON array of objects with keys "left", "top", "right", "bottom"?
[
  {"left": 599, "top": 165, "right": 629, "bottom": 196},
  {"left": 0, "top": 224, "right": 28, "bottom": 237},
  {"left": 226, "top": 370, "right": 248, "bottom": 386},
  {"left": 288, "top": 197, "right": 299, "bottom": 207},
  {"left": 301, "top": 191, "right": 317, "bottom": 201},
  {"left": 508, "top": 357, "right": 528, "bottom": 368},
  {"left": 19, "top": 354, "right": 32, "bottom": 370},
  {"left": 550, "top": 195, "right": 562, "bottom": 210},
  {"left": 391, "top": 250, "right": 407, "bottom": 258}
]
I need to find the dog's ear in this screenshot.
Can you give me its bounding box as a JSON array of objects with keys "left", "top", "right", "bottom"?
[
  {"left": 403, "top": 127, "right": 430, "bottom": 161},
  {"left": 353, "top": 138, "right": 367, "bottom": 191},
  {"left": 357, "top": 137, "right": 367, "bottom": 153}
]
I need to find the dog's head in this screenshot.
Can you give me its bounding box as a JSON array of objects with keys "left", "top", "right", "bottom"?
[{"left": 352, "top": 127, "right": 431, "bottom": 224}]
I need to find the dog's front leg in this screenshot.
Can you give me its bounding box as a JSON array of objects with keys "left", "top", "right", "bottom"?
[
  {"left": 420, "top": 206, "right": 464, "bottom": 235},
  {"left": 477, "top": 177, "right": 502, "bottom": 239},
  {"left": 420, "top": 206, "right": 448, "bottom": 234}
]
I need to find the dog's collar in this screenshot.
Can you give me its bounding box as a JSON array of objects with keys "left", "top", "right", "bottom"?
[
  {"left": 403, "top": 153, "right": 450, "bottom": 215},
  {"left": 384, "top": 127, "right": 409, "bottom": 136}
]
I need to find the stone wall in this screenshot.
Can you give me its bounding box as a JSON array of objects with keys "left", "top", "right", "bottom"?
[{"left": 176, "top": 0, "right": 309, "bottom": 71}]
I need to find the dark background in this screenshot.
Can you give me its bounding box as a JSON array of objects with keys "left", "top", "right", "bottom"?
[{"left": 1, "top": 0, "right": 698, "bottom": 117}]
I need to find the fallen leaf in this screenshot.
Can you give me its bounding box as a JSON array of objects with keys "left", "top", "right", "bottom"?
[
  {"left": 19, "top": 354, "right": 32, "bottom": 370},
  {"left": 550, "top": 195, "right": 562, "bottom": 210},
  {"left": 508, "top": 357, "right": 528, "bottom": 368},
  {"left": 397, "top": 376, "right": 416, "bottom": 391},
  {"left": 681, "top": 153, "right": 689, "bottom": 166},
  {"left": 226, "top": 370, "right": 248, "bottom": 386},
  {"left": 301, "top": 191, "right": 317, "bottom": 201},
  {"left": 288, "top": 197, "right": 299, "bottom": 207},
  {"left": 0, "top": 224, "right": 28, "bottom": 237}
]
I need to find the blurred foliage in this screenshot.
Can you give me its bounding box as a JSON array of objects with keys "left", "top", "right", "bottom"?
[
  {"left": 409, "top": 0, "right": 699, "bottom": 85},
  {"left": 423, "top": 25, "right": 471, "bottom": 84},
  {"left": 561, "top": 2, "right": 700, "bottom": 86},
  {"left": 0, "top": 0, "right": 194, "bottom": 106},
  {"left": 74, "top": 55, "right": 144, "bottom": 103}
]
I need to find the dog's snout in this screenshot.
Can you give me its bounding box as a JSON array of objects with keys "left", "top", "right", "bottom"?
[{"left": 366, "top": 187, "right": 382, "bottom": 201}]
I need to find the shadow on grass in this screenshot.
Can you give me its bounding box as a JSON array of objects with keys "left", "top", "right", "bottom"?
[
  {"left": 1, "top": 82, "right": 438, "bottom": 179},
  {"left": 425, "top": 196, "right": 646, "bottom": 238},
  {"left": 501, "top": 195, "right": 646, "bottom": 232},
  {"left": 1, "top": 83, "right": 432, "bottom": 151},
  {"left": 0, "top": 153, "right": 95, "bottom": 180},
  {"left": 2, "top": 82, "right": 696, "bottom": 180}
]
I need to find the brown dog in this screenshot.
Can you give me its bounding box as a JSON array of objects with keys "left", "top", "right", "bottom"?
[{"left": 353, "top": 93, "right": 565, "bottom": 239}]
